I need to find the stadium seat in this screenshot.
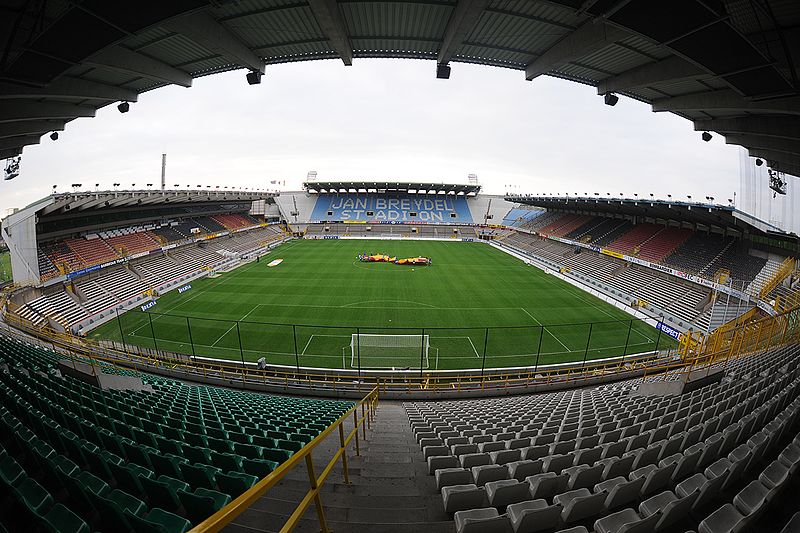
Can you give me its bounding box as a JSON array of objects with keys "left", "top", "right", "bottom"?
[
  {"left": 506, "top": 499, "right": 562, "bottom": 533},
  {"left": 178, "top": 488, "right": 231, "bottom": 524},
  {"left": 454, "top": 507, "right": 511, "bottom": 533},
  {"left": 126, "top": 507, "right": 192, "bottom": 533},
  {"left": 485, "top": 479, "right": 531, "bottom": 508},
  {"left": 593, "top": 508, "right": 660, "bottom": 533},
  {"left": 442, "top": 484, "right": 487, "bottom": 514}
]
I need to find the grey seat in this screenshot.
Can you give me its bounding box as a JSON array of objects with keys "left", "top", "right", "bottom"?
[
  {"left": 436, "top": 467, "right": 473, "bottom": 490},
  {"left": 733, "top": 480, "right": 770, "bottom": 516},
  {"left": 472, "top": 464, "right": 509, "bottom": 486},
  {"left": 598, "top": 454, "right": 635, "bottom": 480},
  {"left": 676, "top": 472, "right": 726, "bottom": 513},
  {"left": 507, "top": 460, "right": 542, "bottom": 482},
  {"left": 596, "top": 475, "right": 645, "bottom": 511},
  {"left": 461, "top": 453, "right": 492, "bottom": 469},
  {"left": 574, "top": 446, "right": 602, "bottom": 466},
  {"left": 526, "top": 472, "right": 568, "bottom": 500},
  {"left": 486, "top": 479, "right": 532, "bottom": 508},
  {"left": 630, "top": 462, "right": 676, "bottom": 497},
  {"left": 491, "top": 449, "right": 522, "bottom": 466},
  {"left": 543, "top": 453, "right": 574, "bottom": 474},
  {"left": 454, "top": 507, "right": 511, "bottom": 533},
  {"left": 521, "top": 445, "right": 549, "bottom": 461},
  {"left": 428, "top": 455, "right": 459, "bottom": 474},
  {"left": 423, "top": 445, "right": 451, "bottom": 460},
  {"left": 564, "top": 463, "right": 604, "bottom": 491},
  {"left": 554, "top": 488, "right": 607, "bottom": 525},
  {"left": 442, "top": 484, "right": 487, "bottom": 514},
  {"left": 481, "top": 442, "right": 507, "bottom": 453},
  {"left": 452, "top": 443, "right": 479, "bottom": 456},
  {"left": 698, "top": 503, "right": 747, "bottom": 533},
  {"left": 506, "top": 499, "right": 562, "bottom": 533},
  {"left": 593, "top": 508, "right": 660, "bottom": 533},
  {"left": 639, "top": 490, "right": 697, "bottom": 531}
]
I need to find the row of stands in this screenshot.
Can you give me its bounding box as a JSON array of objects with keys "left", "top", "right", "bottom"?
[
  {"left": 39, "top": 213, "right": 260, "bottom": 280},
  {"left": 502, "top": 233, "right": 710, "bottom": 328},
  {"left": 305, "top": 223, "right": 476, "bottom": 239},
  {"left": 517, "top": 212, "right": 768, "bottom": 285},
  {"left": 502, "top": 207, "right": 546, "bottom": 228},
  {"left": 0, "top": 334, "right": 352, "bottom": 532},
  {"left": 211, "top": 214, "right": 259, "bottom": 231},
  {"left": 17, "top": 225, "right": 286, "bottom": 332},
  {"left": 408, "top": 343, "right": 800, "bottom": 533}
]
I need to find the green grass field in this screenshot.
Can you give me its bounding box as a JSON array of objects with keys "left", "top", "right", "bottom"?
[
  {"left": 0, "top": 252, "right": 11, "bottom": 283},
  {"left": 92, "top": 239, "right": 675, "bottom": 370}
]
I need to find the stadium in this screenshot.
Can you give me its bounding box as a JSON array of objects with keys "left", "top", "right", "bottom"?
[{"left": 1, "top": 2, "right": 800, "bottom": 533}]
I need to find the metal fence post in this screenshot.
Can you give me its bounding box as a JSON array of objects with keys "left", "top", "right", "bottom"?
[
  {"left": 654, "top": 320, "right": 663, "bottom": 353},
  {"left": 481, "top": 328, "right": 488, "bottom": 378},
  {"left": 535, "top": 325, "right": 543, "bottom": 369},
  {"left": 356, "top": 327, "right": 361, "bottom": 379},
  {"left": 293, "top": 324, "right": 300, "bottom": 372},
  {"left": 236, "top": 322, "right": 245, "bottom": 369},
  {"left": 186, "top": 317, "right": 196, "bottom": 357},
  {"left": 582, "top": 322, "right": 593, "bottom": 370},
  {"left": 623, "top": 319, "right": 633, "bottom": 357},
  {"left": 148, "top": 312, "right": 159, "bottom": 352},
  {"left": 419, "top": 328, "right": 425, "bottom": 377}
]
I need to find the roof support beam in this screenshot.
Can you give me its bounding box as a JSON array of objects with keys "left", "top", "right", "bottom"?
[
  {"left": 0, "top": 120, "right": 66, "bottom": 139},
  {"left": 724, "top": 134, "right": 800, "bottom": 157},
  {"left": 438, "top": 0, "right": 491, "bottom": 66},
  {"left": 653, "top": 89, "right": 800, "bottom": 115},
  {"left": 0, "top": 135, "right": 41, "bottom": 151},
  {"left": 307, "top": 0, "right": 353, "bottom": 66},
  {"left": 0, "top": 101, "right": 96, "bottom": 123},
  {"left": 746, "top": 149, "right": 800, "bottom": 170},
  {"left": 597, "top": 56, "right": 705, "bottom": 95},
  {"left": 0, "top": 148, "right": 22, "bottom": 160},
  {"left": 86, "top": 46, "right": 193, "bottom": 87},
  {"left": 0, "top": 77, "right": 138, "bottom": 102},
  {"left": 694, "top": 116, "right": 800, "bottom": 141},
  {"left": 525, "top": 21, "right": 627, "bottom": 81},
  {"left": 163, "top": 12, "right": 264, "bottom": 73}
]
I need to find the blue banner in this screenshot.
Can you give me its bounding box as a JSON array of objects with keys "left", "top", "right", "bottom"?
[
  {"left": 178, "top": 284, "right": 192, "bottom": 294},
  {"left": 311, "top": 193, "right": 473, "bottom": 224},
  {"left": 141, "top": 301, "right": 157, "bottom": 312},
  {"left": 656, "top": 322, "right": 681, "bottom": 340}
]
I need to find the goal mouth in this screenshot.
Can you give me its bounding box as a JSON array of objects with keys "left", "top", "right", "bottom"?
[{"left": 350, "top": 333, "right": 431, "bottom": 369}]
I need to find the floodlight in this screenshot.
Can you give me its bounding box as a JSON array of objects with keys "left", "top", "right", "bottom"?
[
  {"left": 436, "top": 64, "right": 451, "bottom": 79},
  {"left": 246, "top": 70, "right": 262, "bottom": 85},
  {"left": 701, "top": 132, "right": 712, "bottom": 142},
  {"left": 50, "top": 132, "right": 59, "bottom": 141},
  {"left": 117, "top": 102, "right": 130, "bottom": 113},
  {"left": 604, "top": 93, "right": 619, "bottom": 106},
  {"left": 755, "top": 158, "right": 764, "bottom": 166}
]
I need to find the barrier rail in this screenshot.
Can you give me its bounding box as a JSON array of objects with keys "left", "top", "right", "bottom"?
[{"left": 191, "top": 386, "right": 379, "bottom": 533}]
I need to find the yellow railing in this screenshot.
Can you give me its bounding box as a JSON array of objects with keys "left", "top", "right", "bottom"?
[
  {"left": 191, "top": 386, "right": 379, "bottom": 533},
  {"left": 759, "top": 256, "right": 796, "bottom": 300}
]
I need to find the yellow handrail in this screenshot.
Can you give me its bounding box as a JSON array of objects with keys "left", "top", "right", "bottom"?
[
  {"left": 191, "top": 386, "right": 379, "bottom": 533},
  {"left": 759, "top": 256, "right": 796, "bottom": 300}
]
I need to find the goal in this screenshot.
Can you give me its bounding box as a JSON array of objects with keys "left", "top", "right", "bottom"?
[{"left": 350, "top": 334, "right": 430, "bottom": 369}]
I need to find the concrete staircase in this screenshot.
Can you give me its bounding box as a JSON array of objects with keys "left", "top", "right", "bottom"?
[{"left": 225, "top": 403, "right": 453, "bottom": 533}]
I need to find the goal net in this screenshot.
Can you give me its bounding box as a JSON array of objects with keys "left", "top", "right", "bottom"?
[{"left": 350, "top": 334, "right": 430, "bottom": 369}]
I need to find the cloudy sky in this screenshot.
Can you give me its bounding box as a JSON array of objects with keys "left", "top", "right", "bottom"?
[{"left": 1, "top": 58, "right": 744, "bottom": 215}]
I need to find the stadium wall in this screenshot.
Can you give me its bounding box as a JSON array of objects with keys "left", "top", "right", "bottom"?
[{"left": 309, "top": 193, "right": 474, "bottom": 224}]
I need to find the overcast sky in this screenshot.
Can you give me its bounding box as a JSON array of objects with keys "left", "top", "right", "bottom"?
[{"left": 1, "top": 59, "right": 744, "bottom": 215}]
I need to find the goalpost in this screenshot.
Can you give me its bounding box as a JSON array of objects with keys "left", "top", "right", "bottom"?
[{"left": 350, "top": 334, "right": 431, "bottom": 369}]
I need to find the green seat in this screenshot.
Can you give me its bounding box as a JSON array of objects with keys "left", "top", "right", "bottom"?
[
  {"left": 209, "top": 451, "right": 243, "bottom": 473},
  {"left": 76, "top": 470, "right": 110, "bottom": 496},
  {"left": 277, "top": 439, "right": 303, "bottom": 453},
  {"left": 228, "top": 432, "right": 251, "bottom": 445},
  {"left": 183, "top": 432, "right": 206, "bottom": 448},
  {"left": 0, "top": 456, "right": 24, "bottom": 487},
  {"left": 241, "top": 458, "right": 278, "bottom": 478},
  {"left": 148, "top": 452, "right": 186, "bottom": 480},
  {"left": 94, "top": 495, "right": 135, "bottom": 531},
  {"left": 252, "top": 435, "right": 278, "bottom": 448},
  {"left": 178, "top": 488, "right": 231, "bottom": 525},
  {"left": 109, "top": 461, "right": 153, "bottom": 497},
  {"left": 232, "top": 443, "right": 262, "bottom": 460},
  {"left": 183, "top": 446, "right": 210, "bottom": 465},
  {"left": 139, "top": 474, "right": 188, "bottom": 512},
  {"left": 154, "top": 437, "right": 183, "bottom": 457},
  {"left": 108, "top": 489, "right": 147, "bottom": 516},
  {"left": 261, "top": 448, "right": 292, "bottom": 463},
  {"left": 14, "top": 477, "right": 53, "bottom": 517},
  {"left": 179, "top": 463, "right": 219, "bottom": 490},
  {"left": 216, "top": 471, "right": 258, "bottom": 499},
  {"left": 127, "top": 507, "right": 192, "bottom": 533},
  {"left": 206, "top": 437, "right": 232, "bottom": 455},
  {"left": 123, "top": 441, "right": 154, "bottom": 469},
  {"left": 42, "top": 503, "right": 90, "bottom": 533}
]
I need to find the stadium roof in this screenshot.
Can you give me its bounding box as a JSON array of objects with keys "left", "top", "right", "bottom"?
[
  {"left": 1, "top": 1, "right": 799, "bottom": 177},
  {"left": 303, "top": 180, "right": 481, "bottom": 195},
  {"left": 507, "top": 193, "right": 793, "bottom": 237}
]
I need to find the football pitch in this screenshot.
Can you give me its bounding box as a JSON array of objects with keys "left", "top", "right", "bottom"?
[{"left": 92, "top": 239, "right": 676, "bottom": 370}]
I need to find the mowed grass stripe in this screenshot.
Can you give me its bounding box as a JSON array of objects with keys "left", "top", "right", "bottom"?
[{"left": 94, "top": 239, "right": 675, "bottom": 369}]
